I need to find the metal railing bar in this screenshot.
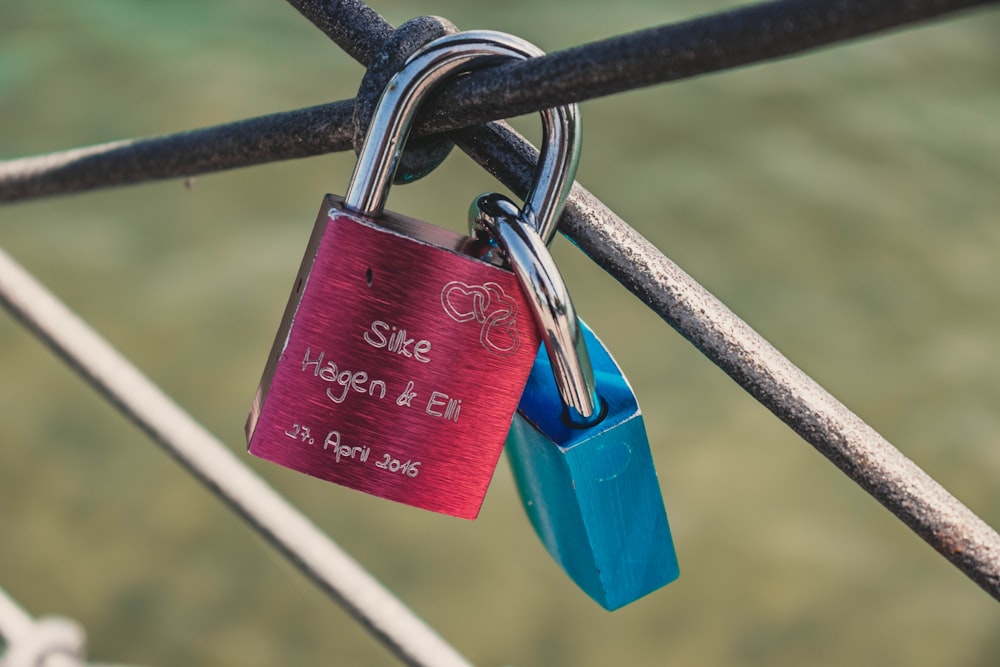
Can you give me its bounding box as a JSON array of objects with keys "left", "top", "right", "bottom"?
[
  {"left": 2, "top": 0, "right": 997, "bottom": 202},
  {"left": 0, "top": 103, "right": 357, "bottom": 203},
  {"left": 291, "top": 0, "right": 999, "bottom": 134},
  {"left": 569, "top": 182, "right": 1000, "bottom": 597},
  {"left": 0, "top": 248, "right": 474, "bottom": 667},
  {"left": 286, "top": 0, "right": 393, "bottom": 65}
]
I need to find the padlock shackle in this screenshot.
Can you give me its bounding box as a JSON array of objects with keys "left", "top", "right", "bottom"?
[
  {"left": 474, "top": 193, "right": 601, "bottom": 426},
  {"left": 345, "top": 30, "right": 579, "bottom": 244}
]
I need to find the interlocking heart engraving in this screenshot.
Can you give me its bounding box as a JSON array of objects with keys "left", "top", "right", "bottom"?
[{"left": 440, "top": 280, "right": 521, "bottom": 356}]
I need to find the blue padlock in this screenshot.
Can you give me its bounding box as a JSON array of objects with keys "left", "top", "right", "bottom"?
[{"left": 473, "top": 193, "right": 679, "bottom": 610}]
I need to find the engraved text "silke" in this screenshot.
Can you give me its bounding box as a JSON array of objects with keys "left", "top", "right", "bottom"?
[{"left": 363, "top": 320, "right": 431, "bottom": 363}]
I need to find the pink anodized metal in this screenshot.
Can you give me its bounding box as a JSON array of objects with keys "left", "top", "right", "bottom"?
[
  {"left": 247, "top": 197, "right": 541, "bottom": 518},
  {"left": 247, "top": 30, "right": 578, "bottom": 518}
]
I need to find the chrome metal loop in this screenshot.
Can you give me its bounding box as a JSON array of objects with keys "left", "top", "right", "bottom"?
[
  {"left": 472, "top": 192, "right": 600, "bottom": 425},
  {"left": 351, "top": 16, "right": 458, "bottom": 185},
  {"left": 344, "top": 29, "right": 580, "bottom": 243}
]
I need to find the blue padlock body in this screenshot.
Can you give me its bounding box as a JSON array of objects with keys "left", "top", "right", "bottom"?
[{"left": 507, "top": 321, "right": 679, "bottom": 610}]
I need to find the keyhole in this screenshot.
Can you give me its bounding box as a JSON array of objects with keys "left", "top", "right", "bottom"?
[{"left": 365, "top": 267, "right": 373, "bottom": 287}]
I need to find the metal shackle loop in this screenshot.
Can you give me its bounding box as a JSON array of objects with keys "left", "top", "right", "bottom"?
[
  {"left": 473, "top": 192, "right": 601, "bottom": 426},
  {"left": 344, "top": 29, "right": 581, "bottom": 241}
]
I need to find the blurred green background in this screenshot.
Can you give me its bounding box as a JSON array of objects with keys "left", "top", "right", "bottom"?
[{"left": 2, "top": 1, "right": 999, "bottom": 665}]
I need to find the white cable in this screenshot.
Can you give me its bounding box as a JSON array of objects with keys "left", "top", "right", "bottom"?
[
  {"left": 0, "top": 588, "right": 33, "bottom": 646},
  {"left": 0, "top": 247, "right": 473, "bottom": 667},
  {"left": 0, "top": 588, "right": 85, "bottom": 667}
]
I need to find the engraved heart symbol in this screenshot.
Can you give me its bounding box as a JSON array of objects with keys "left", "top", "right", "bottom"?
[
  {"left": 483, "top": 282, "right": 515, "bottom": 318},
  {"left": 440, "top": 281, "right": 521, "bottom": 356},
  {"left": 481, "top": 308, "right": 520, "bottom": 355},
  {"left": 441, "top": 281, "right": 488, "bottom": 323},
  {"left": 480, "top": 283, "right": 519, "bottom": 354}
]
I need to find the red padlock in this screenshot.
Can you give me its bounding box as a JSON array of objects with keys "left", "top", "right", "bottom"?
[{"left": 246, "top": 31, "right": 580, "bottom": 518}]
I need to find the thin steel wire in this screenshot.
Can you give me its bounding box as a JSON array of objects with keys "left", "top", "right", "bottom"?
[
  {"left": 450, "top": 123, "right": 1000, "bottom": 600},
  {"left": 1, "top": 0, "right": 997, "bottom": 201},
  {"left": 0, "top": 248, "right": 474, "bottom": 667},
  {"left": 291, "top": 0, "right": 999, "bottom": 130}
]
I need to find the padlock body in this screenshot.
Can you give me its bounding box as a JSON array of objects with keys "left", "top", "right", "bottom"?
[
  {"left": 248, "top": 195, "right": 541, "bottom": 519},
  {"left": 507, "top": 321, "right": 679, "bottom": 609}
]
